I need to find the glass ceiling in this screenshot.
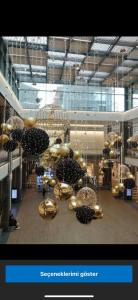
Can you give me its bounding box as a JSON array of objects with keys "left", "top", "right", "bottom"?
[{"left": 2, "top": 36, "right": 138, "bottom": 88}]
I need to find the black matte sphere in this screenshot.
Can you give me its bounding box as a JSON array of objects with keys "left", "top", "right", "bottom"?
[
  {"left": 76, "top": 206, "right": 95, "bottom": 224},
  {"left": 3, "top": 140, "right": 18, "bottom": 152},
  {"left": 11, "top": 128, "right": 24, "bottom": 142},
  {"left": 124, "top": 178, "right": 135, "bottom": 189},
  {"left": 21, "top": 128, "right": 49, "bottom": 155},
  {"left": 56, "top": 157, "right": 85, "bottom": 185}
]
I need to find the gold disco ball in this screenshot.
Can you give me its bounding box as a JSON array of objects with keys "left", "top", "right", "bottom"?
[
  {"left": 127, "top": 173, "right": 135, "bottom": 180},
  {"left": 76, "top": 187, "right": 97, "bottom": 208},
  {"left": 114, "top": 185, "right": 119, "bottom": 191},
  {"left": 24, "top": 117, "right": 36, "bottom": 128},
  {"left": 42, "top": 150, "right": 51, "bottom": 160},
  {"left": 38, "top": 198, "right": 58, "bottom": 219},
  {"left": 54, "top": 182, "right": 73, "bottom": 200},
  {"left": 77, "top": 157, "right": 84, "bottom": 164},
  {"left": 93, "top": 204, "right": 103, "bottom": 218},
  {"left": 118, "top": 182, "right": 125, "bottom": 192},
  {"left": 74, "top": 150, "right": 81, "bottom": 160},
  {"left": 77, "top": 178, "right": 83, "bottom": 187},
  {"left": 110, "top": 141, "right": 115, "bottom": 147},
  {"left": 1, "top": 123, "right": 13, "bottom": 133},
  {"left": 119, "top": 164, "right": 130, "bottom": 180},
  {"left": 104, "top": 141, "right": 110, "bottom": 148},
  {"left": 49, "top": 147, "right": 60, "bottom": 159},
  {"left": 48, "top": 179, "right": 57, "bottom": 187},
  {"left": 81, "top": 162, "right": 87, "bottom": 170},
  {"left": 68, "top": 195, "right": 78, "bottom": 210},
  {"left": 0, "top": 134, "right": 9, "bottom": 144},
  {"left": 112, "top": 188, "right": 119, "bottom": 197},
  {"left": 41, "top": 175, "right": 49, "bottom": 183},
  {"left": 59, "top": 145, "right": 70, "bottom": 157},
  {"left": 109, "top": 150, "right": 115, "bottom": 157},
  {"left": 118, "top": 136, "right": 122, "bottom": 141}
]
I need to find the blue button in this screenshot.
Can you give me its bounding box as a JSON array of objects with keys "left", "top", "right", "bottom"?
[{"left": 5, "top": 265, "right": 133, "bottom": 283}]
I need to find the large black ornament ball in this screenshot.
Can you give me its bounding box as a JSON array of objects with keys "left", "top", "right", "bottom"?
[
  {"left": 56, "top": 157, "right": 85, "bottom": 185},
  {"left": 35, "top": 166, "right": 45, "bottom": 176},
  {"left": 11, "top": 128, "right": 24, "bottom": 142},
  {"left": 3, "top": 140, "right": 18, "bottom": 152},
  {"left": 76, "top": 206, "right": 95, "bottom": 224},
  {"left": 124, "top": 178, "right": 135, "bottom": 189},
  {"left": 103, "top": 147, "right": 110, "bottom": 157},
  {"left": 21, "top": 128, "right": 49, "bottom": 155}
]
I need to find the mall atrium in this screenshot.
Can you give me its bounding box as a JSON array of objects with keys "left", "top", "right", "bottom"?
[{"left": 0, "top": 36, "right": 138, "bottom": 244}]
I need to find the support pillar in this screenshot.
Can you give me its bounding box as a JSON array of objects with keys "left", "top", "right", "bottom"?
[{"left": 1, "top": 152, "right": 12, "bottom": 232}]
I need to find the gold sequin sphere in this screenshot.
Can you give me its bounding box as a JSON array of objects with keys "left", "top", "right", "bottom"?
[
  {"left": 38, "top": 199, "right": 58, "bottom": 219},
  {"left": 54, "top": 182, "right": 73, "bottom": 200}
]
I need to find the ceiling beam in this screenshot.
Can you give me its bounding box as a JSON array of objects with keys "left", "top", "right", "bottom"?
[
  {"left": 72, "top": 37, "right": 95, "bottom": 84},
  {"left": 87, "top": 37, "right": 121, "bottom": 84},
  {"left": 59, "top": 37, "right": 72, "bottom": 81},
  {"left": 24, "top": 36, "right": 34, "bottom": 83}
]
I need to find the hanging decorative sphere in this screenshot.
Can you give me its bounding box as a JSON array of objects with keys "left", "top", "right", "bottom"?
[
  {"left": 74, "top": 150, "right": 81, "bottom": 159},
  {"left": 54, "top": 182, "right": 73, "bottom": 200},
  {"left": 6, "top": 116, "right": 24, "bottom": 129},
  {"left": 0, "top": 134, "right": 9, "bottom": 144},
  {"left": 119, "top": 164, "right": 130, "bottom": 180},
  {"left": 11, "top": 128, "right": 24, "bottom": 142},
  {"left": 68, "top": 195, "right": 78, "bottom": 210},
  {"left": 109, "top": 150, "right": 115, "bottom": 158},
  {"left": 38, "top": 198, "right": 58, "bottom": 219},
  {"left": 104, "top": 141, "right": 110, "bottom": 148},
  {"left": 24, "top": 117, "right": 36, "bottom": 128},
  {"left": 3, "top": 140, "right": 18, "bottom": 152},
  {"left": 103, "top": 159, "right": 109, "bottom": 168},
  {"left": 112, "top": 188, "right": 119, "bottom": 197},
  {"left": 49, "top": 146, "right": 60, "bottom": 158},
  {"left": 103, "top": 148, "right": 110, "bottom": 157},
  {"left": 1, "top": 123, "right": 13, "bottom": 134},
  {"left": 124, "top": 178, "right": 135, "bottom": 189},
  {"left": 48, "top": 179, "right": 57, "bottom": 187},
  {"left": 76, "top": 206, "right": 95, "bottom": 224},
  {"left": 59, "top": 145, "right": 70, "bottom": 157},
  {"left": 56, "top": 158, "right": 85, "bottom": 185},
  {"left": 127, "top": 173, "right": 135, "bottom": 180},
  {"left": 21, "top": 128, "right": 49, "bottom": 155},
  {"left": 35, "top": 166, "right": 45, "bottom": 176},
  {"left": 118, "top": 182, "right": 125, "bottom": 192},
  {"left": 76, "top": 187, "right": 97, "bottom": 208},
  {"left": 93, "top": 204, "right": 103, "bottom": 218}
]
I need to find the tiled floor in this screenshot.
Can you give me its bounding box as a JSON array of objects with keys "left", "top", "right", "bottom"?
[{"left": 1, "top": 188, "right": 138, "bottom": 244}]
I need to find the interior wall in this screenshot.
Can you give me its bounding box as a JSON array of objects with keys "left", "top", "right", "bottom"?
[{"left": 70, "top": 130, "right": 104, "bottom": 155}]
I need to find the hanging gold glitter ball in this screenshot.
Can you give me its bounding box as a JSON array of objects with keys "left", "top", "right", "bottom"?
[
  {"left": 104, "top": 141, "right": 110, "bottom": 148},
  {"left": 93, "top": 204, "right": 103, "bottom": 218},
  {"left": 0, "top": 134, "right": 10, "bottom": 144},
  {"left": 118, "top": 182, "right": 125, "bottom": 192},
  {"left": 24, "top": 117, "right": 36, "bottom": 128},
  {"left": 74, "top": 150, "right": 81, "bottom": 160},
  {"left": 76, "top": 187, "right": 97, "bottom": 208},
  {"left": 48, "top": 179, "right": 57, "bottom": 187},
  {"left": 59, "top": 145, "right": 70, "bottom": 157},
  {"left": 112, "top": 188, "right": 119, "bottom": 197},
  {"left": 68, "top": 195, "right": 78, "bottom": 210},
  {"left": 1, "top": 123, "right": 13, "bottom": 133},
  {"left": 54, "top": 182, "right": 73, "bottom": 200},
  {"left": 38, "top": 198, "right": 58, "bottom": 219}
]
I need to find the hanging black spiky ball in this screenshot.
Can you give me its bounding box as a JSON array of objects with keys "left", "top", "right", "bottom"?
[
  {"left": 35, "top": 166, "right": 45, "bottom": 176},
  {"left": 75, "top": 206, "right": 95, "bottom": 224},
  {"left": 21, "top": 128, "right": 49, "bottom": 155},
  {"left": 11, "top": 128, "right": 24, "bottom": 142},
  {"left": 124, "top": 178, "right": 135, "bottom": 189},
  {"left": 103, "top": 147, "right": 110, "bottom": 157},
  {"left": 56, "top": 157, "right": 85, "bottom": 185},
  {"left": 3, "top": 140, "right": 18, "bottom": 152}
]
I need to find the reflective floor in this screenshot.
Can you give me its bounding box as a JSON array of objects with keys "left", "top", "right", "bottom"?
[{"left": 1, "top": 188, "right": 138, "bottom": 244}]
